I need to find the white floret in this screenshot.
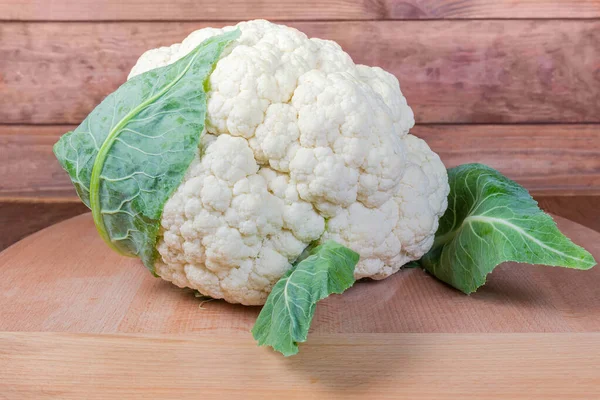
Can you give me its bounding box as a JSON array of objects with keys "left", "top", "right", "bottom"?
[{"left": 130, "top": 20, "right": 449, "bottom": 305}]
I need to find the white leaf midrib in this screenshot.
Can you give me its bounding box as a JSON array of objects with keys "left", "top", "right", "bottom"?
[
  {"left": 465, "top": 215, "right": 590, "bottom": 265},
  {"left": 88, "top": 41, "right": 206, "bottom": 254}
]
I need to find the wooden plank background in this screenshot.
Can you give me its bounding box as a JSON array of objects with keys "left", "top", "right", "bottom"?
[
  {"left": 3, "top": 21, "right": 600, "bottom": 124},
  {"left": 2, "top": 0, "right": 600, "bottom": 20},
  {"left": 0, "top": 0, "right": 599, "bottom": 250}
]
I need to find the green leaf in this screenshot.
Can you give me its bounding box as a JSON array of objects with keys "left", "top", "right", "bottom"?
[
  {"left": 420, "top": 163, "right": 596, "bottom": 294},
  {"left": 252, "top": 241, "right": 359, "bottom": 356},
  {"left": 53, "top": 30, "right": 240, "bottom": 272}
]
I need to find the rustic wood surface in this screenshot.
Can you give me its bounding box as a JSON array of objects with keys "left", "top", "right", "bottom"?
[
  {"left": 2, "top": 125, "right": 599, "bottom": 201},
  {"left": 2, "top": 21, "right": 599, "bottom": 125},
  {"left": 2, "top": 4, "right": 598, "bottom": 245},
  {"left": 0, "top": 332, "right": 598, "bottom": 399},
  {"left": 1, "top": 1, "right": 598, "bottom": 397},
  {"left": 537, "top": 196, "right": 600, "bottom": 233},
  {"left": 2, "top": 0, "right": 600, "bottom": 20},
  {"left": 1, "top": 213, "right": 597, "bottom": 333},
  {"left": 0, "top": 200, "right": 88, "bottom": 251}
]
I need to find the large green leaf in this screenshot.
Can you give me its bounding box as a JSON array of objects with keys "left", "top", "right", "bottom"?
[
  {"left": 53, "top": 30, "right": 240, "bottom": 272},
  {"left": 420, "top": 163, "right": 596, "bottom": 294},
  {"left": 252, "top": 241, "right": 359, "bottom": 356}
]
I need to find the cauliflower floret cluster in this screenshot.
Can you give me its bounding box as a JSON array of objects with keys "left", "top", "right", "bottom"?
[{"left": 129, "top": 20, "right": 449, "bottom": 305}]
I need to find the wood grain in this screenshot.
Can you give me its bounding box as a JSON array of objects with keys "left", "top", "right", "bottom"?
[
  {"left": 416, "top": 125, "right": 600, "bottom": 195},
  {"left": 0, "top": 125, "right": 75, "bottom": 199},
  {"left": 0, "top": 200, "right": 88, "bottom": 251},
  {"left": 2, "top": 0, "right": 600, "bottom": 21},
  {"left": 0, "top": 332, "right": 598, "bottom": 400},
  {"left": 0, "top": 213, "right": 598, "bottom": 334},
  {"left": 2, "top": 20, "right": 599, "bottom": 124},
  {"left": 538, "top": 196, "right": 600, "bottom": 234},
  {"left": 2, "top": 124, "right": 598, "bottom": 201},
  {"left": 0, "top": 2, "right": 598, "bottom": 396}
]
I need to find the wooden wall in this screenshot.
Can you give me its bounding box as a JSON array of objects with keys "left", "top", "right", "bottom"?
[{"left": 1, "top": 0, "right": 599, "bottom": 248}]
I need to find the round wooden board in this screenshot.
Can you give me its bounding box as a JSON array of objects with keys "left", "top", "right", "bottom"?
[{"left": 0, "top": 213, "right": 599, "bottom": 334}]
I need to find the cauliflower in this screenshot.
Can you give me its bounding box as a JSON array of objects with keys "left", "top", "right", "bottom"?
[
  {"left": 128, "top": 20, "right": 449, "bottom": 305},
  {"left": 53, "top": 21, "right": 595, "bottom": 357}
]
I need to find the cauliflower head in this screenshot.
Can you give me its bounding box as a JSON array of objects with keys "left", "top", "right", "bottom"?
[{"left": 128, "top": 20, "right": 449, "bottom": 305}]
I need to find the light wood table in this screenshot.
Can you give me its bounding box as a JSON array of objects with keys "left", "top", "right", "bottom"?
[{"left": 0, "top": 213, "right": 598, "bottom": 399}]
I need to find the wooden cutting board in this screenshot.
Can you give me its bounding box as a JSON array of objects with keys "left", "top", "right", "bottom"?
[{"left": 0, "top": 213, "right": 599, "bottom": 399}]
